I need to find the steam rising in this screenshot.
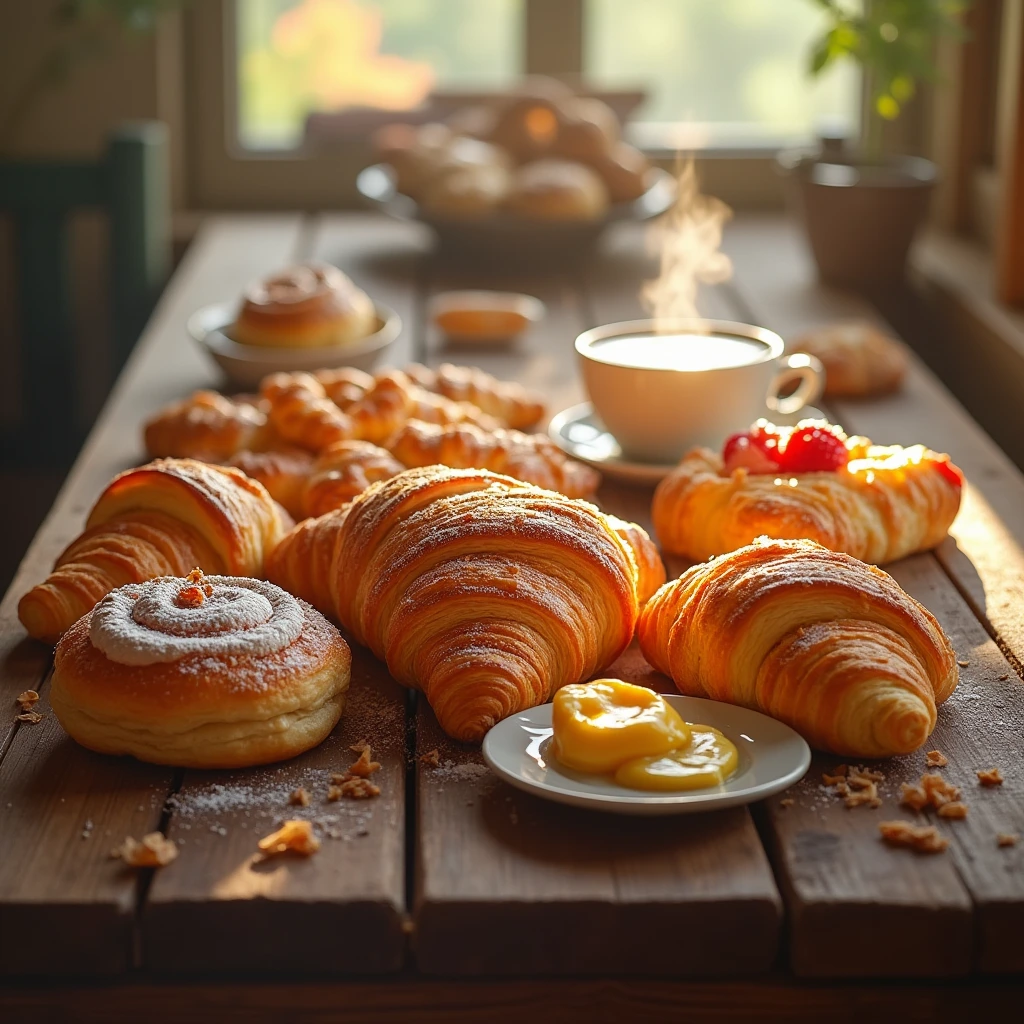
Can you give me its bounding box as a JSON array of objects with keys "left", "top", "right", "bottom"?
[{"left": 643, "top": 159, "right": 733, "bottom": 329}]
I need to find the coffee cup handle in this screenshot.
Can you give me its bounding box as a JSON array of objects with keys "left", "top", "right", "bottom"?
[{"left": 766, "top": 353, "right": 825, "bottom": 417}]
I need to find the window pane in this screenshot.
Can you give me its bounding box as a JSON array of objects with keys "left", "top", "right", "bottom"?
[
  {"left": 585, "top": 0, "right": 859, "bottom": 147},
  {"left": 237, "top": 0, "right": 524, "bottom": 150}
]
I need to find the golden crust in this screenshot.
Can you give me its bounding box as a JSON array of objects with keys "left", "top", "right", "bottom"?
[
  {"left": 637, "top": 538, "right": 958, "bottom": 757},
  {"left": 404, "top": 363, "right": 545, "bottom": 431},
  {"left": 226, "top": 448, "right": 317, "bottom": 519},
  {"left": 233, "top": 264, "right": 376, "bottom": 349},
  {"left": 51, "top": 591, "right": 350, "bottom": 769},
  {"left": 792, "top": 322, "right": 907, "bottom": 397},
  {"left": 652, "top": 439, "right": 963, "bottom": 564},
  {"left": 301, "top": 440, "right": 404, "bottom": 518},
  {"left": 144, "top": 391, "right": 275, "bottom": 461},
  {"left": 268, "top": 466, "right": 642, "bottom": 742}
]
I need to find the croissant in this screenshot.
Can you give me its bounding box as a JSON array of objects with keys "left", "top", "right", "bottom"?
[
  {"left": 261, "top": 371, "right": 354, "bottom": 451},
  {"left": 405, "top": 362, "right": 545, "bottom": 430},
  {"left": 653, "top": 428, "right": 963, "bottom": 564},
  {"left": 792, "top": 322, "right": 907, "bottom": 397},
  {"left": 267, "top": 465, "right": 644, "bottom": 741},
  {"left": 605, "top": 516, "right": 666, "bottom": 603},
  {"left": 387, "top": 420, "right": 600, "bottom": 498},
  {"left": 18, "top": 459, "right": 291, "bottom": 644},
  {"left": 313, "top": 367, "right": 374, "bottom": 408},
  {"left": 345, "top": 370, "right": 499, "bottom": 445},
  {"left": 637, "top": 538, "right": 958, "bottom": 757},
  {"left": 226, "top": 448, "right": 316, "bottom": 519},
  {"left": 144, "top": 391, "right": 278, "bottom": 461},
  {"left": 301, "top": 440, "right": 405, "bottom": 517}
]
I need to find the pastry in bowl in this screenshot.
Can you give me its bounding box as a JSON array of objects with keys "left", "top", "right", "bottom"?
[
  {"left": 420, "top": 163, "right": 511, "bottom": 219},
  {"left": 51, "top": 570, "right": 351, "bottom": 768},
  {"left": 233, "top": 263, "right": 377, "bottom": 349},
  {"left": 652, "top": 419, "right": 963, "bottom": 564},
  {"left": 505, "top": 160, "right": 610, "bottom": 221}
]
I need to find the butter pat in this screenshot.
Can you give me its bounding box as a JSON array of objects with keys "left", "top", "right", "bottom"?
[{"left": 614, "top": 725, "right": 738, "bottom": 791}]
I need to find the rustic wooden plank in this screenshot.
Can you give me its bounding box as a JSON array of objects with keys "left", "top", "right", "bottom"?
[
  {"left": 308, "top": 213, "right": 430, "bottom": 368},
  {"left": 3, "top": 977, "right": 1022, "bottom": 1024},
  {"left": 723, "top": 213, "right": 1024, "bottom": 676},
  {"left": 0, "top": 216, "right": 305, "bottom": 975},
  {"left": 142, "top": 648, "right": 407, "bottom": 974},
  {"left": 724, "top": 214, "right": 1024, "bottom": 974},
  {"left": 412, "top": 246, "right": 782, "bottom": 976}
]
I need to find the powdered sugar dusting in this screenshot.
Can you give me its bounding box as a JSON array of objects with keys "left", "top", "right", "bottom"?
[{"left": 90, "top": 575, "right": 304, "bottom": 665}]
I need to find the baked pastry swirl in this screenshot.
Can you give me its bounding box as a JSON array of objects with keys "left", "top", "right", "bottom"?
[
  {"left": 638, "top": 538, "right": 958, "bottom": 757},
  {"left": 51, "top": 570, "right": 350, "bottom": 768},
  {"left": 233, "top": 263, "right": 376, "bottom": 349},
  {"left": 268, "top": 465, "right": 653, "bottom": 741},
  {"left": 652, "top": 420, "right": 963, "bottom": 564},
  {"left": 18, "top": 459, "right": 291, "bottom": 644},
  {"left": 387, "top": 420, "right": 600, "bottom": 498}
]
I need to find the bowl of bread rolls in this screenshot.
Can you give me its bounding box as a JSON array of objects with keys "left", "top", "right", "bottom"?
[
  {"left": 190, "top": 263, "right": 401, "bottom": 388},
  {"left": 358, "top": 79, "right": 675, "bottom": 264}
]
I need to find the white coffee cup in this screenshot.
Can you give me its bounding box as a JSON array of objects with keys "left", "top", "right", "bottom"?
[{"left": 575, "top": 318, "right": 824, "bottom": 464}]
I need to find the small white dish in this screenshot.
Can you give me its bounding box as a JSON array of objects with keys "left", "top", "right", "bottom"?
[
  {"left": 548, "top": 401, "right": 827, "bottom": 486},
  {"left": 429, "top": 290, "right": 545, "bottom": 347},
  {"left": 188, "top": 301, "right": 402, "bottom": 389},
  {"left": 482, "top": 694, "right": 811, "bottom": 816}
]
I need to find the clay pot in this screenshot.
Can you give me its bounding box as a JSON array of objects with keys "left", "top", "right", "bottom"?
[{"left": 778, "top": 150, "right": 937, "bottom": 287}]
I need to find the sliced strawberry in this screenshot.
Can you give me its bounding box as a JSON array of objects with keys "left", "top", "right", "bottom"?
[
  {"left": 723, "top": 432, "right": 781, "bottom": 474},
  {"left": 777, "top": 424, "right": 850, "bottom": 473}
]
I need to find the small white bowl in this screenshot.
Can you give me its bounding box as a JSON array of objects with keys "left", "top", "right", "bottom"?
[
  {"left": 429, "top": 290, "right": 545, "bottom": 347},
  {"left": 188, "top": 301, "right": 401, "bottom": 389}
]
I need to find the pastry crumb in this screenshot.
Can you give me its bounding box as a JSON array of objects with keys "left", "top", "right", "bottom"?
[
  {"left": 879, "top": 819, "right": 949, "bottom": 854},
  {"left": 348, "top": 746, "right": 381, "bottom": 778},
  {"left": 937, "top": 801, "right": 968, "bottom": 820},
  {"left": 921, "top": 773, "right": 960, "bottom": 807},
  {"left": 327, "top": 784, "right": 343, "bottom": 802},
  {"left": 997, "top": 833, "right": 1019, "bottom": 847},
  {"left": 289, "top": 787, "right": 311, "bottom": 807},
  {"left": 16, "top": 710, "right": 43, "bottom": 724},
  {"left": 957, "top": 660, "right": 970, "bottom": 668},
  {"left": 977, "top": 767, "right": 1004, "bottom": 786},
  {"left": 258, "top": 820, "right": 320, "bottom": 856},
  {"left": 779, "top": 798, "right": 795, "bottom": 808},
  {"left": 15, "top": 690, "right": 39, "bottom": 710},
  {"left": 844, "top": 781, "right": 881, "bottom": 809},
  {"left": 111, "top": 832, "right": 178, "bottom": 867},
  {"left": 999, "top": 674, "right": 1009, "bottom": 681},
  {"left": 349, "top": 739, "right": 370, "bottom": 754},
  {"left": 925, "top": 750, "right": 948, "bottom": 768},
  {"left": 337, "top": 777, "right": 380, "bottom": 800},
  {"left": 419, "top": 748, "right": 441, "bottom": 768},
  {"left": 900, "top": 783, "right": 930, "bottom": 812},
  {"left": 850, "top": 766, "right": 885, "bottom": 783}
]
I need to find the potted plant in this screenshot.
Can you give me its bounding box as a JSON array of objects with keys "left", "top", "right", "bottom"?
[{"left": 779, "top": 0, "right": 969, "bottom": 287}]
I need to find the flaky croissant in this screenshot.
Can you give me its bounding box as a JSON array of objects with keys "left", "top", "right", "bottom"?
[
  {"left": 261, "top": 371, "right": 354, "bottom": 451},
  {"left": 226, "top": 447, "right": 316, "bottom": 519},
  {"left": 268, "top": 465, "right": 647, "bottom": 741},
  {"left": 387, "top": 419, "right": 600, "bottom": 498},
  {"left": 18, "top": 459, "right": 291, "bottom": 644},
  {"left": 301, "top": 440, "right": 405, "bottom": 517},
  {"left": 653, "top": 438, "right": 963, "bottom": 564},
  {"left": 638, "top": 538, "right": 958, "bottom": 757},
  {"left": 405, "top": 362, "right": 545, "bottom": 430},
  {"left": 144, "top": 391, "right": 278, "bottom": 461}
]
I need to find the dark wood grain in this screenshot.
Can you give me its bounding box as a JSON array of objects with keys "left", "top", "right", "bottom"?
[
  {"left": 142, "top": 648, "right": 407, "bottom": 974},
  {"left": 3, "top": 976, "right": 1021, "bottom": 1024},
  {"left": 0, "top": 217, "right": 306, "bottom": 975}
]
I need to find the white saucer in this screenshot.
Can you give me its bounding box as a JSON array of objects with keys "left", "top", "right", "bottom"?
[
  {"left": 548, "top": 402, "right": 827, "bottom": 486},
  {"left": 481, "top": 694, "right": 811, "bottom": 816}
]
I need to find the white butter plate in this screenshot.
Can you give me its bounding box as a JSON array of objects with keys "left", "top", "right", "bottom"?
[
  {"left": 482, "top": 694, "right": 811, "bottom": 816},
  {"left": 548, "top": 401, "right": 828, "bottom": 486}
]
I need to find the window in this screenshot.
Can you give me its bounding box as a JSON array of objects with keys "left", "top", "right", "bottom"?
[
  {"left": 585, "top": 0, "right": 860, "bottom": 150},
  {"left": 236, "top": 0, "right": 524, "bottom": 151}
]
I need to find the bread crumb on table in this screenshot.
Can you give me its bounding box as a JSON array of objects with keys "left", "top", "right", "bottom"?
[
  {"left": 289, "top": 787, "right": 311, "bottom": 807},
  {"left": 925, "top": 750, "right": 948, "bottom": 768},
  {"left": 419, "top": 748, "right": 441, "bottom": 768},
  {"left": 348, "top": 746, "right": 381, "bottom": 778},
  {"left": 937, "top": 801, "right": 968, "bottom": 820},
  {"left": 879, "top": 820, "right": 949, "bottom": 854},
  {"left": 15, "top": 710, "right": 43, "bottom": 724},
  {"left": 258, "top": 820, "right": 320, "bottom": 857},
  {"left": 977, "top": 767, "right": 1004, "bottom": 786},
  {"left": 957, "top": 660, "right": 970, "bottom": 668},
  {"left": 349, "top": 739, "right": 370, "bottom": 754},
  {"left": 111, "top": 832, "right": 178, "bottom": 867},
  {"left": 336, "top": 777, "right": 380, "bottom": 800},
  {"left": 15, "top": 690, "right": 39, "bottom": 711},
  {"left": 997, "top": 833, "right": 1019, "bottom": 847},
  {"left": 779, "top": 798, "right": 795, "bottom": 809}
]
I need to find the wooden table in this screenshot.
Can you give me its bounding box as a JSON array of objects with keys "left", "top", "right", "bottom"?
[{"left": 2, "top": 213, "right": 1023, "bottom": 1022}]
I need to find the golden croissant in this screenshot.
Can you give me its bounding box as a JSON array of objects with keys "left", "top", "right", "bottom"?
[
  {"left": 144, "top": 390, "right": 279, "bottom": 461},
  {"left": 18, "top": 459, "right": 291, "bottom": 644},
  {"left": 260, "top": 371, "right": 355, "bottom": 451},
  {"left": 653, "top": 421, "right": 963, "bottom": 564},
  {"left": 268, "top": 465, "right": 657, "bottom": 741},
  {"left": 226, "top": 447, "right": 316, "bottom": 519},
  {"left": 638, "top": 538, "right": 958, "bottom": 757},
  {"left": 405, "top": 362, "right": 545, "bottom": 430},
  {"left": 387, "top": 419, "right": 600, "bottom": 498}
]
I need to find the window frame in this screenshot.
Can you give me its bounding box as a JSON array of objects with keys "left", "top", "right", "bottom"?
[{"left": 183, "top": 0, "right": 877, "bottom": 210}]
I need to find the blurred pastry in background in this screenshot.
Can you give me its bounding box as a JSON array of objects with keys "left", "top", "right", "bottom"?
[
  {"left": 233, "top": 264, "right": 377, "bottom": 349},
  {"left": 420, "top": 163, "right": 511, "bottom": 219},
  {"left": 593, "top": 141, "right": 652, "bottom": 203},
  {"left": 505, "top": 160, "right": 609, "bottom": 221},
  {"left": 791, "top": 321, "right": 907, "bottom": 398},
  {"left": 554, "top": 96, "right": 620, "bottom": 163}
]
